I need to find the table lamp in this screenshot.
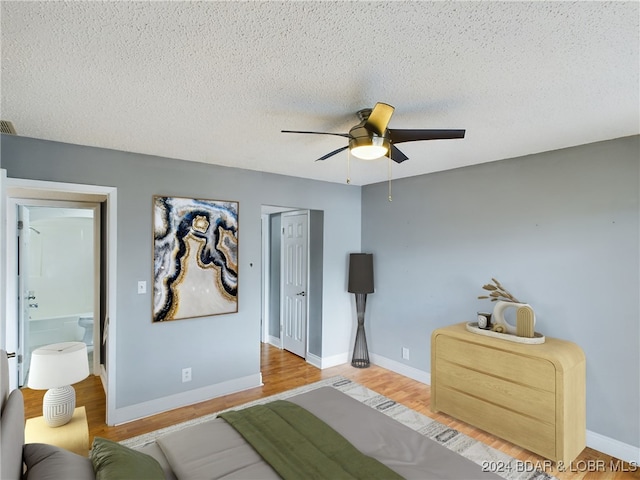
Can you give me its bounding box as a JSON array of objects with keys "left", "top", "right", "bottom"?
[
  {"left": 348, "top": 253, "right": 374, "bottom": 368},
  {"left": 28, "top": 342, "right": 89, "bottom": 427}
]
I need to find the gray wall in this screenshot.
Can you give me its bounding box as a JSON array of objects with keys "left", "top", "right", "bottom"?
[
  {"left": 361, "top": 135, "right": 639, "bottom": 448},
  {"left": 308, "top": 209, "right": 324, "bottom": 356},
  {"left": 1, "top": 134, "right": 361, "bottom": 414}
]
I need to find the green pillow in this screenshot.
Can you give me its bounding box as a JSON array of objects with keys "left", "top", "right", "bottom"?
[{"left": 90, "top": 437, "right": 165, "bottom": 480}]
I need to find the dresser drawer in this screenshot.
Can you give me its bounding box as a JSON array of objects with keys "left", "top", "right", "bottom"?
[
  {"left": 435, "top": 334, "right": 556, "bottom": 392},
  {"left": 435, "top": 360, "right": 556, "bottom": 424},
  {"left": 437, "top": 386, "right": 557, "bottom": 460}
]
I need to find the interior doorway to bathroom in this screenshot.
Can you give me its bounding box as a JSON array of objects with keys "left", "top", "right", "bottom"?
[{"left": 13, "top": 200, "right": 100, "bottom": 386}]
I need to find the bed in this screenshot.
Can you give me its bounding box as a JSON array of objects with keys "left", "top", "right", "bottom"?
[{"left": 1, "top": 350, "right": 502, "bottom": 479}]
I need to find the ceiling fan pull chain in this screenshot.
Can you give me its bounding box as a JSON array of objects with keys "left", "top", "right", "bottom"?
[
  {"left": 346, "top": 149, "right": 351, "bottom": 184},
  {"left": 388, "top": 153, "right": 392, "bottom": 202}
]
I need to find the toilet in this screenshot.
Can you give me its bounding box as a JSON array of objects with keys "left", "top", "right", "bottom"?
[{"left": 78, "top": 316, "right": 94, "bottom": 352}]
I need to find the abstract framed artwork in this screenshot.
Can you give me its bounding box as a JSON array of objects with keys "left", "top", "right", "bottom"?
[{"left": 153, "top": 196, "right": 238, "bottom": 322}]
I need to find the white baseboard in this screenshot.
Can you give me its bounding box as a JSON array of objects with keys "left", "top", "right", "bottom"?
[
  {"left": 318, "top": 352, "right": 350, "bottom": 369},
  {"left": 110, "top": 373, "right": 262, "bottom": 426},
  {"left": 109, "top": 349, "right": 639, "bottom": 465},
  {"left": 587, "top": 430, "right": 640, "bottom": 465},
  {"left": 369, "top": 353, "right": 431, "bottom": 384},
  {"left": 305, "top": 352, "right": 322, "bottom": 369},
  {"left": 267, "top": 336, "right": 281, "bottom": 348},
  {"left": 99, "top": 365, "right": 108, "bottom": 393}
]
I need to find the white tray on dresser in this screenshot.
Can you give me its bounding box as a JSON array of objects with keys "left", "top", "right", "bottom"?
[{"left": 466, "top": 322, "right": 546, "bottom": 344}]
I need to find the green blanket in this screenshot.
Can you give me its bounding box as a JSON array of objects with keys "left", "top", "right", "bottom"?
[{"left": 219, "top": 400, "right": 404, "bottom": 480}]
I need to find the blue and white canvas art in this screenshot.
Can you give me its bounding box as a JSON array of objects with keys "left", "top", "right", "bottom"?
[{"left": 153, "top": 196, "right": 238, "bottom": 322}]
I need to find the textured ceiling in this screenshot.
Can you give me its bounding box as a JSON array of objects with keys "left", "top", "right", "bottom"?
[{"left": 1, "top": 1, "right": 638, "bottom": 186}]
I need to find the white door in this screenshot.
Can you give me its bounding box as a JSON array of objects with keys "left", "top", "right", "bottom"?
[
  {"left": 281, "top": 212, "right": 308, "bottom": 358},
  {"left": 17, "top": 205, "right": 31, "bottom": 386}
]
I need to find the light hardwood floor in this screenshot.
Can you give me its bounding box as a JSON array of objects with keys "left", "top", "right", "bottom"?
[{"left": 21, "top": 343, "right": 639, "bottom": 480}]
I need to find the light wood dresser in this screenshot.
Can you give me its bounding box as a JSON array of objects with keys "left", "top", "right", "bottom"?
[{"left": 431, "top": 323, "right": 585, "bottom": 464}]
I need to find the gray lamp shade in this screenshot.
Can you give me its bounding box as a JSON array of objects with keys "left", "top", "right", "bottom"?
[{"left": 348, "top": 253, "right": 374, "bottom": 294}]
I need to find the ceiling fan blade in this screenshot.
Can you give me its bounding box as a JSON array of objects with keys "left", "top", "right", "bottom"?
[
  {"left": 388, "top": 129, "right": 466, "bottom": 144},
  {"left": 364, "top": 103, "right": 395, "bottom": 136},
  {"left": 281, "top": 130, "right": 350, "bottom": 138},
  {"left": 390, "top": 145, "right": 409, "bottom": 164},
  {"left": 316, "top": 146, "right": 349, "bottom": 161}
]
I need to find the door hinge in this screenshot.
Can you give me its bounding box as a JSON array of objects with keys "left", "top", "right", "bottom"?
[
  {"left": 17, "top": 220, "right": 23, "bottom": 230},
  {"left": 6, "top": 352, "right": 22, "bottom": 363}
]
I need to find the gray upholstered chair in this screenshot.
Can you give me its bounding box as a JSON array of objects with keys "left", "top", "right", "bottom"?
[{"left": 1, "top": 350, "right": 25, "bottom": 480}]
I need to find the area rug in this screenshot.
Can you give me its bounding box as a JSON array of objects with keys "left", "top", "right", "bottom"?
[{"left": 121, "top": 376, "right": 556, "bottom": 480}]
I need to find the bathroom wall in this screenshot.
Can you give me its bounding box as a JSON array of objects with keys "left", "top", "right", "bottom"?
[{"left": 27, "top": 208, "right": 94, "bottom": 349}]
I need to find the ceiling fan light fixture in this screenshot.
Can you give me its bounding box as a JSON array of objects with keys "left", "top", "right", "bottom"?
[
  {"left": 282, "top": 102, "right": 465, "bottom": 165},
  {"left": 349, "top": 135, "right": 389, "bottom": 160}
]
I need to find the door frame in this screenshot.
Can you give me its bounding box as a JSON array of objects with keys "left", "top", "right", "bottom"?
[
  {"left": 260, "top": 213, "right": 270, "bottom": 344},
  {"left": 260, "top": 205, "right": 293, "bottom": 348},
  {"left": 2, "top": 177, "right": 118, "bottom": 425},
  {"left": 260, "top": 206, "right": 310, "bottom": 351}
]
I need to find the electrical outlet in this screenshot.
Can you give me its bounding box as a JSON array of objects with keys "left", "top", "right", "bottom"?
[
  {"left": 182, "top": 367, "right": 192, "bottom": 383},
  {"left": 137, "top": 281, "right": 147, "bottom": 294},
  {"left": 402, "top": 347, "right": 410, "bottom": 360}
]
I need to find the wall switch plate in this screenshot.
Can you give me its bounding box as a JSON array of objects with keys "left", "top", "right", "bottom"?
[
  {"left": 137, "top": 281, "right": 147, "bottom": 294},
  {"left": 182, "top": 367, "right": 192, "bottom": 383},
  {"left": 402, "top": 347, "right": 410, "bottom": 360}
]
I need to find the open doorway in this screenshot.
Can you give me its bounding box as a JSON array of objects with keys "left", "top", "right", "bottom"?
[
  {"left": 16, "top": 203, "right": 99, "bottom": 385},
  {"left": 260, "top": 205, "right": 323, "bottom": 367}
]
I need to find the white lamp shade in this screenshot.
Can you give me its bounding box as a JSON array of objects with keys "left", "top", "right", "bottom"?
[{"left": 28, "top": 342, "right": 89, "bottom": 390}]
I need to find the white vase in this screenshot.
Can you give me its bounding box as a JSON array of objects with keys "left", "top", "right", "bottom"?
[{"left": 492, "top": 300, "right": 535, "bottom": 334}]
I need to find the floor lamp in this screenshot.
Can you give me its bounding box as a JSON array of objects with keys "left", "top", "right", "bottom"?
[{"left": 348, "top": 253, "right": 374, "bottom": 368}]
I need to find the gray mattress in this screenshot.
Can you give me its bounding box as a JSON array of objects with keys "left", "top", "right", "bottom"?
[{"left": 139, "top": 386, "right": 502, "bottom": 479}]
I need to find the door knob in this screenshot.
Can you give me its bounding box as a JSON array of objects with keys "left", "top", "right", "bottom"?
[{"left": 296, "top": 291, "right": 306, "bottom": 296}]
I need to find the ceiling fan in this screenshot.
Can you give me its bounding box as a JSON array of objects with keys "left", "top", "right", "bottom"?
[{"left": 282, "top": 102, "right": 465, "bottom": 163}]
